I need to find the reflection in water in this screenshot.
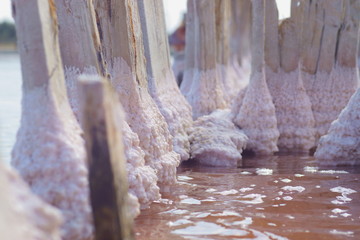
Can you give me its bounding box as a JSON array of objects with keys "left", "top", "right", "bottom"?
[{"left": 135, "top": 155, "right": 360, "bottom": 240}]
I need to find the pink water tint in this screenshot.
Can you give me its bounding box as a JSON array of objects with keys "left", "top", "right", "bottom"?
[{"left": 135, "top": 155, "right": 360, "bottom": 239}]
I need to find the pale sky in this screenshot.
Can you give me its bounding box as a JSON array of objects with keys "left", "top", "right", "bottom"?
[{"left": 0, "top": 0, "right": 290, "bottom": 31}]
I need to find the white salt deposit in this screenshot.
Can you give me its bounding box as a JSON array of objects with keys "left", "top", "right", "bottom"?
[
  {"left": 232, "top": 71, "right": 279, "bottom": 155},
  {"left": 189, "top": 109, "right": 248, "bottom": 167},
  {"left": 315, "top": 85, "right": 360, "bottom": 165},
  {"left": 267, "top": 68, "right": 316, "bottom": 152},
  {"left": 11, "top": 87, "right": 94, "bottom": 240},
  {"left": 147, "top": 69, "right": 192, "bottom": 161},
  {"left": 122, "top": 122, "right": 160, "bottom": 209},
  {"left": 0, "top": 163, "right": 62, "bottom": 240},
  {"left": 109, "top": 57, "right": 180, "bottom": 185}
]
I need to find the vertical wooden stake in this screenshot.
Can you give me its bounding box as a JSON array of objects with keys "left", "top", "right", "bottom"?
[{"left": 78, "top": 75, "right": 134, "bottom": 240}]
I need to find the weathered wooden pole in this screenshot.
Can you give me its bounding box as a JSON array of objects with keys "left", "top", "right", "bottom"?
[
  {"left": 231, "top": 0, "right": 279, "bottom": 155},
  {"left": 264, "top": 0, "right": 315, "bottom": 152},
  {"left": 215, "top": 0, "right": 243, "bottom": 104},
  {"left": 137, "top": 0, "right": 193, "bottom": 161},
  {"left": 56, "top": 0, "right": 160, "bottom": 208},
  {"left": 0, "top": 161, "right": 62, "bottom": 240},
  {"left": 10, "top": 0, "right": 93, "bottom": 239},
  {"left": 315, "top": 0, "right": 360, "bottom": 165},
  {"left": 78, "top": 76, "right": 134, "bottom": 240},
  {"left": 181, "top": 0, "right": 227, "bottom": 119},
  {"left": 93, "top": 0, "right": 180, "bottom": 185},
  {"left": 230, "top": 0, "right": 252, "bottom": 68},
  {"left": 298, "top": 0, "right": 358, "bottom": 142},
  {"left": 55, "top": 0, "right": 106, "bottom": 118}
]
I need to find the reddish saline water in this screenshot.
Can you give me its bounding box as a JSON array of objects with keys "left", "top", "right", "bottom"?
[{"left": 135, "top": 155, "right": 360, "bottom": 240}]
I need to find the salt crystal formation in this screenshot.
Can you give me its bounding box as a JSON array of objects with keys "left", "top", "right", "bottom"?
[
  {"left": 56, "top": 0, "right": 159, "bottom": 209},
  {"left": 298, "top": 0, "right": 359, "bottom": 142},
  {"left": 11, "top": 0, "right": 94, "bottom": 239},
  {"left": 0, "top": 163, "right": 62, "bottom": 240},
  {"left": 315, "top": 87, "right": 360, "bottom": 165},
  {"left": 138, "top": 0, "right": 193, "bottom": 161},
  {"left": 181, "top": 0, "right": 227, "bottom": 119},
  {"left": 94, "top": 0, "right": 180, "bottom": 185},
  {"left": 122, "top": 122, "right": 161, "bottom": 207},
  {"left": 264, "top": 1, "right": 315, "bottom": 152},
  {"left": 232, "top": 0, "right": 279, "bottom": 155},
  {"left": 189, "top": 110, "right": 248, "bottom": 167}
]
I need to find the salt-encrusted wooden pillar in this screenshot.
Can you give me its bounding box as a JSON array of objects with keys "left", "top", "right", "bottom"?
[
  {"left": 78, "top": 76, "right": 134, "bottom": 240},
  {"left": 137, "top": 0, "right": 193, "bottom": 161},
  {"left": 11, "top": 0, "right": 93, "bottom": 239},
  {"left": 181, "top": 0, "right": 227, "bottom": 119},
  {"left": 215, "top": 0, "right": 243, "bottom": 105},
  {"left": 231, "top": 0, "right": 279, "bottom": 155},
  {"left": 264, "top": 0, "right": 315, "bottom": 152},
  {"left": 315, "top": 0, "right": 360, "bottom": 165},
  {"left": 93, "top": 0, "right": 180, "bottom": 185},
  {"left": 55, "top": 0, "right": 105, "bottom": 118},
  {"left": 0, "top": 162, "right": 62, "bottom": 240},
  {"left": 57, "top": 0, "right": 159, "bottom": 208},
  {"left": 299, "top": 0, "right": 358, "bottom": 142}
]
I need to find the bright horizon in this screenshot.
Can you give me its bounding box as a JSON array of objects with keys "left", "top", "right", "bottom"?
[{"left": 0, "top": 0, "right": 290, "bottom": 31}]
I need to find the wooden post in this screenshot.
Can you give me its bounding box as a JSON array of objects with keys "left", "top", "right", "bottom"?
[
  {"left": 93, "top": 0, "right": 180, "bottom": 185},
  {"left": 137, "top": 0, "right": 193, "bottom": 161},
  {"left": 10, "top": 0, "right": 93, "bottom": 239},
  {"left": 231, "top": 0, "right": 279, "bottom": 155},
  {"left": 181, "top": 0, "right": 227, "bottom": 119},
  {"left": 230, "top": 0, "right": 252, "bottom": 67},
  {"left": 55, "top": 0, "right": 106, "bottom": 118},
  {"left": 55, "top": 0, "right": 105, "bottom": 75},
  {"left": 78, "top": 76, "right": 134, "bottom": 240}
]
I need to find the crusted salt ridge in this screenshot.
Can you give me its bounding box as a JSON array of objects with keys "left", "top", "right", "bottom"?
[
  {"left": 232, "top": 70, "right": 279, "bottom": 155},
  {"left": 64, "top": 66, "right": 98, "bottom": 120},
  {"left": 189, "top": 109, "right": 248, "bottom": 167},
  {"left": 122, "top": 121, "right": 160, "bottom": 207},
  {"left": 183, "top": 68, "right": 227, "bottom": 119},
  {"left": 11, "top": 87, "right": 94, "bottom": 240},
  {"left": 302, "top": 66, "right": 358, "bottom": 142},
  {"left": 0, "top": 163, "right": 62, "bottom": 240},
  {"left": 267, "top": 68, "right": 316, "bottom": 152},
  {"left": 149, "top": 70, "right": 193, "bottom": 161},
  {"left": 315, "top": 85, "right": 360, "bottom": 166},
  {"left": 109, "top": 57, "right": 180, "bottom": 185}
]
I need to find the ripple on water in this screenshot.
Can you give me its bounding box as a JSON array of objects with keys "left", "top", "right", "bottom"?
[{"left": 172, "top": 221, "right": 248, "bottom": 237}]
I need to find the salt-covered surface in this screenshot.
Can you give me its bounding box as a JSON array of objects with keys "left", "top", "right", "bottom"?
[
  {"left": 148, "top": 70, "right": 192, "bottom": 161},
  {"left": 122, "top": 122, "right": 160, "bottom": 208},
  {"left": 267, "top": 68, "right": 315, "bottom": 152},
  {"left": 109, "top": 58, "right": 180, "bottom": 185},
  {"left": 302, "top": 67, "right": 358, "bottom": 142},
  {"left": 184, "top": 69, "right": 227, "bottom": 119},
  {"left": 315, "top": 86, "right": 360, "bottom": 166},
  {"left": 0, "top": 162, "right": 62, "bottom": 240},
  {"left": 11, "top": 0, "right": 94, "bottom": 238},
  {"left": 138, "top": 0, "right": 193, "bottom": 161},
  {"left": 11, "top": 87, "right": 94, "bottom": 240},
  {"left": 181, "top": 0, "right": 227, "bottom": 119},
  {"left": 232, "top": 71, "right": 279, "bottom": 155},
  {"left": 189, "top": 109, "right": 248, "bottom": 167}
]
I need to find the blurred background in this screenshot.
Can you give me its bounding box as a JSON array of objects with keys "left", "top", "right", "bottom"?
[{"left": 0, "top": 0, "right": 290, "bottom": 162}]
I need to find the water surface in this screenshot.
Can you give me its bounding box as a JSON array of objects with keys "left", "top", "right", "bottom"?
[
  {"left": 0, "top": 53, "right": 21, "bottom": 162},
  {"left": 135, "top": 155, "right": 360, "bottom": 240}
]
